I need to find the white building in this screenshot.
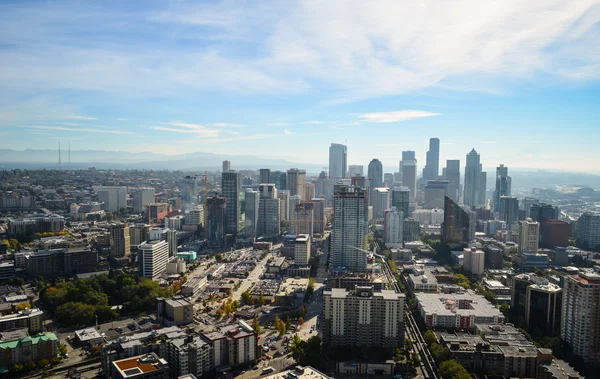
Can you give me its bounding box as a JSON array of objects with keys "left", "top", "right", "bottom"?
[
  {"left": 257, "top": 184, "right": 280, "bottom": 238},
  {"left": 372, "top": 187, "right": 390, "bottom": 221},
  {"left": 132, "top": 188, "right": 155, "bottom": 214},
  {"left": 277, "top": 190, "right": 290, "bottom": 222},
  {"left": 519, "top": 218, "right": 540, "bottom": 254},
  {"left": 294, "top": 234, "right": 311, "bottom": 265},
  {"left": 348, "top": 165, "right": 363, "bottom": 178},
  {"left": 139, "top": 240, "right": 169, "bottom": 278},
  {"left": 332, "top": 185, "right": 369, "bottom": 271},
  {"left": 165, "top": 215, "right": 185, "bottom": 231},
  {"left": 463, "top": 247, "right": 485, "bottom": 277},
  {"left": 186, "top": 206, "right": 204, "bottom": 227},
  {"left": 412, "top": 209, "right": 444, "bottom": 226},
  {"left": 98, "top": 186, "right": 127, "bottom": 213},
  {"left": 384, "top": 208, "right": 403, "bottom": 247}
]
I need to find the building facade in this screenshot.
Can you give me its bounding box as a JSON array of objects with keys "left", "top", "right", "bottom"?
[
  {"left": 332, "top": 185, "right": 369, "bottom": 271},
  {"left": 329, "top": 143, "right": 347, "bottom": 179}
]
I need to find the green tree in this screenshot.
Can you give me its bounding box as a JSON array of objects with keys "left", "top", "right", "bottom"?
[
  {"left": 439, "top": 360, "right": 471, "bottom": 379},
  {"left": 37, "top": 358, "right": 49, "bottom": 368},
  {"left": 9, "top": 363, "right": 23, "bottom": 374},
  {"left": 424, "top": 330, "right": 437, "bottom": 347},
  {"left": 290, "top": 334, "right": 304, "bottom": 360},
  {"left": 251, "top": 316, "right": 261, "bottom": 334},
  {"left": 257, "top": 293, "right": 266, "bottom": 306},
  {"left": 297, "top": 316, "right": 304, "bottom": 326},
  {"left": 285, "top": 316, "right": 291, "bottom": 331},
  {"left": 215, "top": 254, "right": 223, "bottom": 262},
  {"left": 499, "top": 303, "right": 510, "bottom": 319},
  {"left": 59, "top": 344, "right": 68, "bottom": 356},
  {"left": 24, "top": 360, "right": 37, "bottom": 372},
  {"left": 431, "top": 343, "right": 451, "bottom": 362},
  {"left": 241, "top": 290, "right": 251, "bottom": 305}
]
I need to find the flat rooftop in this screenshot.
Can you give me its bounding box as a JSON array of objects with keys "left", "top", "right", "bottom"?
[
  {"left": 416, "top": 292, "right": 504, "bottom": 319},
  {"left": 113, "top": 353, "right": 168, "bottom": 377}
]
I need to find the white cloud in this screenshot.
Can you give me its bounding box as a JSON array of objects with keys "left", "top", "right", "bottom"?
[
  {"left": 29, "top": 131, "right": 54, "bottom": 136},
  {"left": 25, "top": 125, "right": 134, "bottom": 135},
  {"left": 284, "top": 129, "right": 295, "bottom": 135},
  {"left": 177, "top": 133, "right": 274, "bottom": 144},
  {"left": 116, "top": 118, "right": 128, "bottom": 121},
  {"left": 151, "top": 126, "right": 220, "bottom": 138},
  {"left": 208, "top": 123, "right": 245, "bottom": 128},
  {"left": 56, "top": 122, "right": 80, "bottom": 126},
  {"left": 65, "top": 115, "right": 98, "bottom": 120},
  {"left": 358, "top": 110, "right": 440, "bottom": 123}
]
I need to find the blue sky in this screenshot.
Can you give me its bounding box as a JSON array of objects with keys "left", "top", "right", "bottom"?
[{"left": 1, "top": 0, "right": 600, "bottom": 173}]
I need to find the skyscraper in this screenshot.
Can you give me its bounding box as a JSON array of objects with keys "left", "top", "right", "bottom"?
[
  {"left": 463, "top": 149, "right": 485, "bottom": 207},
  {"left": 221, "top": 171, "right": 241, "bottom": 235},
  {"left": 400, "top": 152, "right": 417, "bottom": 200},
  {"left": 132, "top": 188, "right": 155, "bottom": 213},
  {"left": 442, "top": 196, "right": 475, "bottom": 245},
  {"left": 348, "top": 165, "right": 364, "bottom": 178},
  {"left": 372, "top": 187, "right": 390, "bottom": 220},
  {"left": 519, "top": 218, "right": 539, "bottom": 254},
  {"left": 384, "top": 208, "right": 403, "bottom": 246},
  {"left": 288, "top": 195, "right": 302, "bottom": 235},
  {"left": 303, "top": 181, "right": 315, "bottom": 201},
  {"left": 332, "top": 185, "right": 369, "bottom": 271},
  {"left": 286, "top": 168, "right": 306, "bottom": 197},
  {"left": 271, "top": 170, "right": 287, "bottom": 190},
  {"left": 530, "top": 203, "right": 559, "bottom": 223},
  {"left": 424, "top": 180, "right": 449, "bottom": 209},
  {"left": 259, "top": 169, "right": 271, "bottom": 184},
  {"left": 295, "top": 202, "right": 315, "bottom": 237},
  {"left": 312, "top": 197, "right": 326, "bottom": 236},
  {"left": 257, "top": 184, "right": 280, "bottom": 238},
  {"left": 367, "top": 159, "right": 383, "bottom": 205},
  {"left": 222, "top": 160, "right": 231, "bottom": 172},
  {"left": 180, "top": 176, "right": 198, "bottom": 210},
  {"left": 277, "top": 189, "right": 290, "bottom": 222},
  {"left": 391, "top": 187, "right": 410, "bottom": 219},
  {"left": 329, "top": 143, "right": 347, "bottom": 179},
  {"left": 499, "top": 196, "right": 519, "bottom": 229},
  {"left": 294, "top": 235, "right": 311, "bottom": 265},
  {"left": 206, "top": 196, "right": 226, "bottom": 248},
  {"left": 422, "top": 138, "right": 440, "bottom": 182},
  {"left": 443, "top": 160, "right": 461, "bottom": 203},
  {"left": 244, "top": 189, "right": 260, "bottom": 239},
  {"left": 110, "top": 223, "right": 130, "bottom": 257},
  {"left": 98, "top": 186, "right": 128, "bottom": 213},
  {"left": 138, "top": 240, "right": 169, "bottom": 278},
  {"left": 493, "top": 164, "right": 512, "bottom": 213},
  {"left": 576, "top": 212, "right": 600, "bottom": 250}
]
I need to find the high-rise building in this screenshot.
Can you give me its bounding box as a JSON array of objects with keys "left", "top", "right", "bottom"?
[
  {"left": 257, "top": 184, "right": 280, "bottom": 238},
  {"left": 348, "top": 165, "right": 363, "bottom": 178},
  {"left": 530, "top": 203, "right": 559, "bottom": 224},
  {"left": 383, "top": 173, "right": 394, "bottom": 189},
  {"left": 561, "top": 273, "right": 600, "bottom": 364},
  {"left": 259, "top": 169, "right": 271, "bottom": 184},
  {"left": 367, "top": 159, "right": 383, "bottom": 205},
  {"left": 139, "top": 240, "right": 169, "bottom": 278},
  {"left": 511, "top": 274, "right": 562, "bottom": 335},
  {"left": 442, "top": 196, "right": 475, "bottom": 245},
  {"left": 294, "top": 234, "right": 311, "bottom": 265},
  {"left": 522, "top": 197, "right": 539, "bottom": 219},
  {"left": 206, "top": 196, "right": 226, "bottom": 248},
  {"left": 186, "top": 205, "right": 204, "bottom": 228},
  {"left": 295, "top": 202, "right": 315, "bottom": 237},
  {"left": 372, "top": 187, "right": 390, "bottom": 221},
  {"left": 493, "top": 164, "right": 511, "bottom": 213},
  {"left": 332, "top": 185, "right": 369, "bottom": 271},
  {"left": 244, "top": 189, "right": 260, "bottom": 239},
  {"left": 312, "top": 197, "right": 326, "bottom": 236},
  {"left": 129, "top": 224, "right": 149, "bottom": 247},
  {"left": 424, "top": 180, "right": 449, "bottom": 209},
  {"left": 329, "top": 143, "right": 347, "bottom": 179},
  {"left": 288, "top": 195, "right": 302, "bottom": 236},
  {"left": 221, "top": 171, "right": 241, "bottom": 236},
  {"left": 403, "top": 218, "right": 421, "bottom": 242},
  {"left": 463, "top": 247, "right": 485, "bottom": 277},
  {"left": 277, "top": 190, "right": 290, "bottom": 222},
  {"left": 98, "top": 186, "right": 128, "bottom": 213},
  {"left": 286, "top": 168, "right": 306, "bottom": 197},
  {"left": 351, "top": 176, "right": 369, "bottom": 191},
  {"left": 443, "top": 160, "right": 461, "bottom": 203},
  {"left": 315, "top": 171, "right": 334, "bottom": 206},
  {"left": 464, "top": 149, "right": 485, "bottom": 207},
  {"left": 222, "top": 160, "right": 231, "bottom": 172},
  {"left": 323, "top": 286, "right": 404, "bottom": 349},
  {"left": 399, "top": 151, "right": 416, "bottom": 182},
  {"left": 391, "top": 187, "right": 410, "bottom": 219},
  {"left": 519, "top": 218, "right": 539, "bottom": 254},
  {"left": 271, "top": 170, "right": 287, "bottom": 190},
  {"left": 133, "top": 188, "right": 155, "bottom": 213},
  {"left": 180, "top": 176, "right": 198, "bottom": 210},
  {"left": 576, "top": 212, "right": 600, "bottom": 250},
  {"left": 384, "top": 208, "right": 403, "bottom": 246},
  {"left": 423, "top": 138, "right": 440, "bottom": 182},
  {"left": 303, "top": 182, "right": 315, "bottom": 201},
  {"left": 110, "top": 223, "right": 131, "bottom": 257},
  {"left": 499, "top": 196, "right": 519, "bottom": 229},
  {"left": 540, "top": 219, "right": 570, "bottom": 248},
  {"left": 400, "top": 152, "right": 417, "bottom": 201}
]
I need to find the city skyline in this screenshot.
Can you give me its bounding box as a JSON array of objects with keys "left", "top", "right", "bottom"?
[{"left": 1, "top": 1, "right": 599, "bottom": 174}]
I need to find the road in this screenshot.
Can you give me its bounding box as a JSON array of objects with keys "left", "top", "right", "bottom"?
[{"left": 232, "top": 251, "right": 273, "bottom": 301}]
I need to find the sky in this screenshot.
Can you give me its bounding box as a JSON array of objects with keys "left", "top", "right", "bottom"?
[{"left": 1, "top": 0, "right": 600, "bottom": 173}]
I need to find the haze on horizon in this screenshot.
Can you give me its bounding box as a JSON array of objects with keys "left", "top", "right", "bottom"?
[{"left": 1, "top": 1, "right": 599, "bottom": 173}]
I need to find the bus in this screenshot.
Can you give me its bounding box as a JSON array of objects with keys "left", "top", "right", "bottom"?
[{"left": 261, "top": 367, "right": 274, "bottom": 375}]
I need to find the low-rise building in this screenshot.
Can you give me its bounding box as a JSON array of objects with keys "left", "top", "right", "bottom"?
[
  {"left": 0, "top": 332, "right": 59, "bottom": 367},
  {"left": 407, "top": 266, "right": 438, "bottom": 293},
  {"left": 74, "top": 328, "right": 104, "bottom": 346},
  {"left": 275, "top": 278, "right": 309, "bottom": 305},
  {"left": 0, "top": 308, "right": 43, "bottom": 334},
  {"left": 111, "top": 353, "right": 169, "bottom": 379},
  {"left": 157, "top": 297, "right": 193, "bottom": 326},
  {"left": 264, "top": 366, "right": 332, "bottom": 379}
]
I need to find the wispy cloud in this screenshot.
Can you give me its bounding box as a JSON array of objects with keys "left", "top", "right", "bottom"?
[
  {"left": 268, "top": 122, "right": 289, "bottom": 127},
  {"left": 208, "top": 123, "right": 245, "bottom": 128},
  {"left": 65, "top": 115, "right": 98, "bottom": 121},
  {"left": 284, "top": 129, "right": 295, "bottom": 135},
  {"left": 177, "top": 133, "right": 274, "bottom": 144},
  {"left": 303, "top": 121, "right": 338, "bottom": 124},
  {"left": 56, "top": 122, "right": 80, "bottom": 126},
  {"left": 358, "top": 110, "right": 440, "bottom": 123},
  {"left": 116, "top": 118, "right": 128, "bottom": 121},
  {"left": 29, "top": 131, "right": 54, "bottom": 136},
  {"left": 25, "top": 126, "right": 133, "bottom": 135},
  {"left": 151, "top": 126, "right": 219, "bottom": 137}
]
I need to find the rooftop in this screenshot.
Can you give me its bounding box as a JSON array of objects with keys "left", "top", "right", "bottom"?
[
  {"left": 75, "top": 328, "right": 103, "bottom": 342},
  {"left": 263, "top": 365, "right": 333, "bottom": 379},
  {"left": 416, "top": 292, "right": 504, "bottom": 319},
  {"left": 113, "top": 353, "right": 168, "bottom": 378},
  {"left": 540, "top": 359, "right": 583, "bottom": 379}
]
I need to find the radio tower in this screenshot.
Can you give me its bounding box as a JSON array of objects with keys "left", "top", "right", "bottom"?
[{"left": 58, "top": 141, "right": 62, "bottom": 170}]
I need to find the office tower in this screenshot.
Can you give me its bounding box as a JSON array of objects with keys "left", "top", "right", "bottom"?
[
  {"left": 186, "top": 205, "right": 204, "bottom": 228},
  {"left": 166, "top": 229, "right": 178, "bottom": 257},
  {"left": 221, "top": 171, "right": 241, "bottom": 236},
  {"left": 372, "top": 187, "right": 390, "bottom": 220},
  {"left": 403, "top": 218, "right": 421, "bottom": 242},
  {"left": 295, "top": 202, "right": 314, "bottom": 237},
  {"left": 348, "top": 165, "right": 363, "bottom": 178},
  {"left": 277, "top": 190, "right": 290, "bottom": 222},
  {"left": 443, "top": 160, "right": 461, "bottom": 203},
  {"left": 530, "top": 203, "right": 559, "bottom": 223},
  {"left": 540, "top": 219, "right": 570, "bottom": 248},
  {"left": 287, "top": 168, "right": 306, "bottom": 197},
  {"left": 463, "top": 247, "right": 485, "bottom": 276},
  {"left": 400, "top": 152, "right": 417, "bottom": 200},
  {"left": 294, "top": 234, "right": 311, "bottom": 265},
  {"left": 244, "top": 189, "right": 260, "bottom": 239},
  {"left": 259, "top": 169, "right": 271, "bottom": 184},
  {"left": 464, "top": 149, "right": 485, "bottom": 207},
  {"left": 222, "top": 160, "right": 231, "bottom": 172},
  {"left": 110, "top": 223, "right": 131, "bottom": 257},
  {"left": 499, "top": 196, "right": 519, "bottom": 230},
  {"left": 132, "top": 188, "right": 155, "bottom": 213},
  {"left": 424, "top": 180, "right": 449, "bottom": 209},
  {"left": 304, "top": 182, "right": 315, "bottom": 201},
  {"left": 423, "top": 137, "right": 440, "bottom": 182},
  {"left": 351, "top": 176, "right": 369, "bottom": 191},
  {"left": 257, "top": 184, "right": 280, "bottom": 238},
  {"left": 329, "top": 143, "right": 347, "bottom": 179},
  {"left": 367, "top": 159, "right": 383, "bottom": 205},
  {"left": 315, "top": 171, "right": 334, "bottom": 206},
  {"left": 399, "top": 150, "right": 416, "bottom": 181},
  {"left": 383, "top": 173, "right": 394, "bottom": 189},
  {"left": 576, "top": 212, "right": 600, "bottom": 250},
  {"left": 391, "top": 187, "right": 410, "bottom": 220},
  {"left": 384, "top": 208, "right": 403, "bottom": 246},
  {"left": 146, "top": 202, "right": 169, "bottom": 224},
  {"left": 519, "top": 218, "right": 540, "bottom": 254},
  {"left": 180, "top": 176, "right": 198, "bottom": 210},
  {"left": 98, "top": 186, "right": 128, "bottom": 213},
  {"left": 332, "top": 185, "right": 369, "bottom": 271},
  {"left": 312, "top": 198, "right": 326, "bottom": 235},
  {"left": 288, "top": 195, "right": 302, "bottom": 235},
  {"left": 493, "top": 164, "right": 511, "bottom": 213},
  {"left": 206, "top": 196, "right": 226, "bottom": 248},
  {"left": 271, "top": 170, "right": 287, "bottom": 190},
  {"left": 138, "top": 240, "right": 169, "bottom": 278},
  {"left": 522, "top": 197, "right": 539, "bottom": 219},
  {"left": 323, "top": 286, "right": 404, "bottom": 349},
  {"left": 129, "top": 224, "right": 149, "bottom": 247},
  {"left": 442, "top": 196, "right": 475, "bottom": 245},
  {"left": 511, "top": 274, "right": 562, "bottom": 335},
  {"left": 561, "top": 273, "right": 600, "bottom": 364}
]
